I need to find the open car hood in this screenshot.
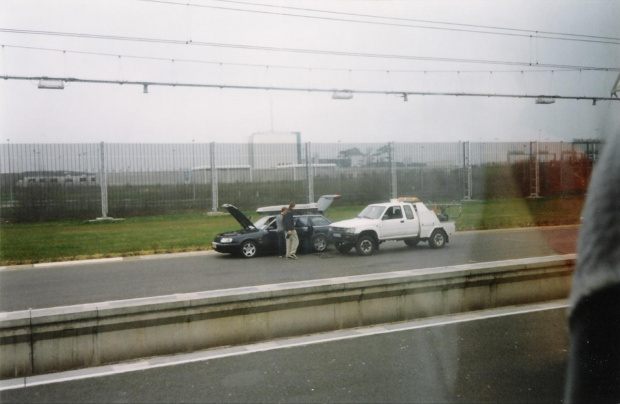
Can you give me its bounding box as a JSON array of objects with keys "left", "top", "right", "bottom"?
[{"left": 222, "top": 204, "right": 256, "bottom": 230}]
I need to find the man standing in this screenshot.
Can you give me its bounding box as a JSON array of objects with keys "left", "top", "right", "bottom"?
[
  {"left": 275, "top": 207, "right": 286, "bottom": 258},
  {"left": 283, "top": 202, "right": 299, "bottom": 259}
]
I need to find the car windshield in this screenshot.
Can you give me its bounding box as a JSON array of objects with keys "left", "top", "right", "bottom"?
[
  {"left": 357, "top": 205, "right": 385, "bottom": 220},
  {"left": 253, "top": 216, "right": 274, "bottom": 230}
]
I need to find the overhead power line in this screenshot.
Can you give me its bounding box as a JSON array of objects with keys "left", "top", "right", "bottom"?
[
  {"left": 6, "top": 75, "right": 619, "bottom": 104},
  {"left": 1, "top": 29, "right": 618, "bottom": 72},
  {"left": 136, "top": 0, "right": 620, "bottom": 45},
  {"left": 3, "top": 43, "right": 615, "bottom": 75},
  {"left": 212, "top": 0, "right": 620, "bottom": 42}
]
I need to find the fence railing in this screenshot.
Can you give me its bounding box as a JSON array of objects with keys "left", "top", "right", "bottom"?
[{"left": 0, "top": 141, "right": 601, "bottom": 222}]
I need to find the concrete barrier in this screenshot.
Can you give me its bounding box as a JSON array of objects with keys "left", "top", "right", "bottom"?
[{"left": 0, "top": 254, "right": 575, "bottom": 379}]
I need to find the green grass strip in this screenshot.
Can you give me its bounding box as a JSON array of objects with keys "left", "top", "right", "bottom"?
[{"left": 0, "top": 197, "right": 584, "bottom": 266}]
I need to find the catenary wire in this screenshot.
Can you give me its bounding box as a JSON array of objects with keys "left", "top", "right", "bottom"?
[
  {"left": 209, "top": 0, "right": 620, "bottom": 42},
  {"left": 1, "top": 29, "right": 617, "bottom": 72},
  {"left": 2, "top": 43, "right": 612, "bottom": 75},
  {"left": 135, "top": 0, "right": 620, "bottom": 45},
  {"left": 7, "top": 74, "right": 620, "bottom": 102}
]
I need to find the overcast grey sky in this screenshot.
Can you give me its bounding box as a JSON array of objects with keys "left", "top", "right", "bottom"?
[{"left": 1, "top": 0, "right": 619, "bottom": 144}]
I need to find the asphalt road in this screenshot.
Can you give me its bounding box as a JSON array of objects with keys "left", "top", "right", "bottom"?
[
  {"left": 0, "top": 226, "right": 578, "bottom": 312},
  {"left": 0, "top": 302, "right": 570, "bottom": 403}
]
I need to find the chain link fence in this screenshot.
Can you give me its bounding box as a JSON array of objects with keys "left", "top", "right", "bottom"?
[{"left": 0, "top": 140, "right": 600, "bottom": 222}]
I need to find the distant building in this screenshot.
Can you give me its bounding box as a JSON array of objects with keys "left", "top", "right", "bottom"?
[
  {"left": 17, "top": 172, "right": 98, "bottom": 187},
  {"left": 248, "top": 131, "right": 301, "bottom": 169}
]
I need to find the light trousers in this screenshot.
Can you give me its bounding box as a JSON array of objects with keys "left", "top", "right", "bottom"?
[{"left": 286, "top": 230, "right": 299, "bottom": 257}]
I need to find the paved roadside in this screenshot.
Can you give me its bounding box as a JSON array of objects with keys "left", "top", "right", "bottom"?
[
  {"left": 0, "top": 225, "right": 579, "bottom": 272},
  {"left": 0, "top": 226, "right": 578, "bottom": 312},
  {"left": 0, "top": 301, "right": 570, "bottom": 403}
]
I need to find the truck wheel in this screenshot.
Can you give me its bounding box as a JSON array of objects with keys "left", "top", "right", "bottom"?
[
  {"left": 404, "top": 237, "right": 420, "bottom": 247},
  {"left": 240, "top": 240, "right": 258, "bottom": 258},
  {"left": 336, "top": 242, "right": 353, "bottom": 254},
  {"left": 355, "top": 235, "right": 376, "bottom": 256},
  {"left": 429, "top": 230, "right": 446, "bottom": 249},
  {"left": 312, "top": 234, "right": 328, "bottom": 252}
]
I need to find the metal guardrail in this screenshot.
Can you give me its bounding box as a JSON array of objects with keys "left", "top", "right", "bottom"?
[{"left": 0, "top": 254, "right": 575, "bottom": 379}]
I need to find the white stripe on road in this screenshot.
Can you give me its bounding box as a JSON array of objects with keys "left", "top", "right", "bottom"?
[
  {"left": 0, "top": 300, "right": 568, "bottom": 391},
  {"left": 0, "top": 250, "right": 217, "bottom": 271}
]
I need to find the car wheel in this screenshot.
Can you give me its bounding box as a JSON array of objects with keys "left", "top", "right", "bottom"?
[
  {"left": 355, "top": 235, "right": 375, "bottom": 256},
  {"left": 240, "top": 240, "right": 258, "bottom": 258},
  {"left": 312, "top": 234, "right": 328, "bottom": 252},
  {"left": 404, "top": 237, "right": 420, "bottom": 247},
  {"left": 429, "top": 230, "right": 446, "bottom": 249},
  {"left": 336, "top": 242, "right": 353, "bottom": 254}
]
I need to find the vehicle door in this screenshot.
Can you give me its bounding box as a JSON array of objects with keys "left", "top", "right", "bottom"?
[
  {"left": 294, "top": 216, "right": 310, "bottom": 241},
  {"left": 309, "top": 215, "right": 331, "bottom": 236},
  {"left": 402, "top": 204, "right": 419, "bottom": 237},
  {"left": 261, "top": 216, "right": 279, "bottom": 251},
  {"left": 379, "top": 205, "right": 408, "bottom": 238}
]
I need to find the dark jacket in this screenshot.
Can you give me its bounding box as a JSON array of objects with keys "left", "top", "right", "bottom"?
[{"left": 283, "top": 210, "right": 295, "bottom": 232}]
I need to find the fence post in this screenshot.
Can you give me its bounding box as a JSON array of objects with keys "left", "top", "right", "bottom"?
[
  {"left": 99, "top": 142, "right": 108, "bottom": 218},
  {"left": 390, "top": 142, "right": 397, "bottom": 199},
  {"left": 306, "top": 142, "right": 314, "bottom": 203},
  {"left": 462, "top": 141, "right": 472, "bottom": 200},
  {"left": 7, "top": 139, "right": 13, "bottom": 204},
  {"left": 210, "top": 142, "right": 218, "bottom": 212},
  {"left": 529, "top": 141, "right": 540, "bottom": 198},
  {"left": 192, "top": 140, "right": 196, "bottom": 201},
  {"left": 559, "top": 141, "right": 563, "bottom": 194}
]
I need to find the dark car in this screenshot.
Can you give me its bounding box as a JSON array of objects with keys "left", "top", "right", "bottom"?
[{"left": 211, "top": 195, "right": 340, "bottom": 258}]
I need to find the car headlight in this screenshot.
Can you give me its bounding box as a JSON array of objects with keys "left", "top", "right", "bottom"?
[
  {"left": 345, "top": 228, "right": 355, "bottom": 234},
  {"left": 220, "top": 237, "right": 233, "bottom": 243}
]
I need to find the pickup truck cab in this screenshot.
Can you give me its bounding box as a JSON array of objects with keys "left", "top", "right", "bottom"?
[{"left": 328, "top": 198, "right": 456, "bottom": 256}]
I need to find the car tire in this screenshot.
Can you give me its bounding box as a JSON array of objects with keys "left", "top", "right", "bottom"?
[
  {"left": 404, "top": 237, "right": 420, "bottom": 247},
  {"left": 355, "top": 235, "right": 376, "bottom": 256},
  {"left": 336, "top": 242, "right": 353, "bottom": 254},
  {"left": 429, "top": 230, "right": 446, "bottom": 249},
  {"left": 240, "top": 240, "right": 258, "bottom": 258},
  {"left": 312, "top": 234, "right": 328, "bottom": 252}
]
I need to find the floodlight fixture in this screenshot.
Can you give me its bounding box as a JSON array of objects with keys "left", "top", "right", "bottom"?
[
  {"left": 535, "top": 97, "right": 555, "bottom": 104},
  {"left": 332, "top": 90, "right": 353, "bottom": 100},
  {"left": 38, "top": 79, "right": 64, "bottom": 90}
]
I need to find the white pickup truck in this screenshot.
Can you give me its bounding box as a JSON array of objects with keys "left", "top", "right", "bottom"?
[{"left": 327, "top": 198, "right": 456, "bottom": 256}]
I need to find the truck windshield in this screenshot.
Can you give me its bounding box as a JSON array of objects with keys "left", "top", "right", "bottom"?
[{"left": 357, "top": 205, "right": 385, "bottom": 220}]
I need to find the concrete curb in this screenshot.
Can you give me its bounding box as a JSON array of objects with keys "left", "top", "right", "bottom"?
[{"left": 0, "top": 250, "right": 217, "bottom": 272}]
